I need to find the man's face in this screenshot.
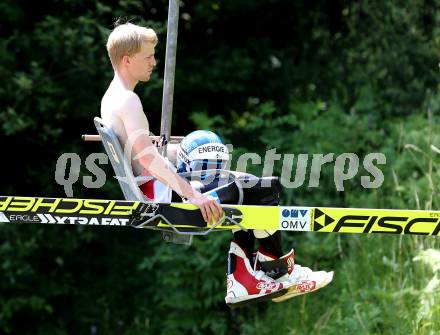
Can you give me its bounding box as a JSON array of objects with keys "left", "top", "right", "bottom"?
[{"left": 127, "top": 42, "right": 156, "bottom": 82}]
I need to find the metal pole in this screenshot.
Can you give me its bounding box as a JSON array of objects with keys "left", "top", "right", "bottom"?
[{"left": 160, "top": 0, "right": 180, "bottom": 157}]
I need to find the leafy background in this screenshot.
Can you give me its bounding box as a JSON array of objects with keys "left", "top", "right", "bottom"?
[{"left": 0, "top": 0, "right": 439, "bottom": 334}]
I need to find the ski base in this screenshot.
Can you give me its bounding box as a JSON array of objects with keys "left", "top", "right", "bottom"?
[{"left": 226, "top": 288, "right": 288, "bottom": 308}]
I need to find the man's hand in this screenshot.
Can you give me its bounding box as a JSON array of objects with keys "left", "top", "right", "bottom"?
[{"left": 188, "top": 192, "right": 223, "bottom": 224}]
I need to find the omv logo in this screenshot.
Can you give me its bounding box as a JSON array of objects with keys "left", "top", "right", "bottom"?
[
  {"left": 279, "top": 207, "right": 311, "bottom": 231},
  {"left": 282, "top": 209, "right": 308, "bottom": 218}
]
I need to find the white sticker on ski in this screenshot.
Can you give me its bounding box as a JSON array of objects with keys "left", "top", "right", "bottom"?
[{"left": 279, "top": 207, "right": 311, "bottom": 231}]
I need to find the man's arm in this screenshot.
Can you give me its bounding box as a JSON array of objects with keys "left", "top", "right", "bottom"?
[{"left": 118, "top": 93, "right": 222, "bottom": 223}]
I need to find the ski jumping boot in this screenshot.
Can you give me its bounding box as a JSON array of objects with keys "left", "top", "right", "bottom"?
[
  {"left": 254, "top": 248, "right": 334, "bottom": 303},
  {"left": 225, "top": 242, "right": 290, "bottom": 307}
]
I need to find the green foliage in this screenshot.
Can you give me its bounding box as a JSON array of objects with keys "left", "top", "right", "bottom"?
[
  {"left": 0, "top": 0, "right": 439, "bottom": 334},
  {"left": 233, "top": 95, "right": 440, "bottom": 334}
]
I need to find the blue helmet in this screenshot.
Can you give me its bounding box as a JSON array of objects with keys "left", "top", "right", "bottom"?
[{"left": 176, "top": 130, "right": 229, "bottom": 173}]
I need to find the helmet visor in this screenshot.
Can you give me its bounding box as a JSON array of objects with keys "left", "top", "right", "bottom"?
[{"left": 189, "top": 159, "right": 227, "bottom": 172}]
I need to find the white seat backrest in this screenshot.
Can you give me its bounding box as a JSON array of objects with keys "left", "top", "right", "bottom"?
[{"left": 93, "top": 117, "right": 145, "bottom": 201}]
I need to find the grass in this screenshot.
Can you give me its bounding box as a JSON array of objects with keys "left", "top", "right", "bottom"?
[
  {"left": 241, "top": 112, "right": 440, "bottom": 334},
  {"left": 240, "top": 235, "right": 440, "bottom": 335}
]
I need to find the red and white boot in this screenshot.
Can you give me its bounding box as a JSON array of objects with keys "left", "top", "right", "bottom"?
[
  {"left": 225, "top": 242, "right": 290, "bottom": 307},
  {"left": 255, "top": 248, "right": 334, "bottom": 303}
]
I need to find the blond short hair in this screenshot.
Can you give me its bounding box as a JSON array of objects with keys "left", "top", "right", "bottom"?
[{"left": 106, "top": 22, "right": 158, "bottom": 69}]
